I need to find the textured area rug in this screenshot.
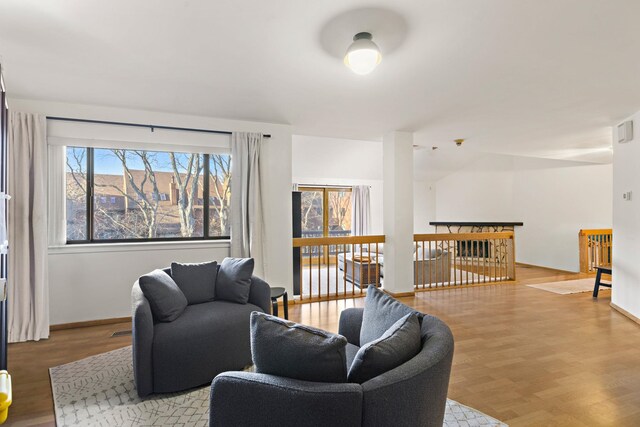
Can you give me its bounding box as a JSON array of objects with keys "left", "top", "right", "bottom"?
[
  {"left": 50, "top": 346, "right": 507, "bottom": 426},
  {"left": 526, "top": 278, "right": 607, "bottom": 295}
]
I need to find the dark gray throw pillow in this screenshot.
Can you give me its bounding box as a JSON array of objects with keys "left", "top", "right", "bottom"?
[
  {"left": 348, "top": 313, "right": 421, "bottom": 384},
  {"left": 138, "top": 269, "right": 188, "bottom": 322},
  {"left": 250, "top": 312, "right": 348, "bottom": 383},
  {"left": 360, "top": 285, "right": 424, "bottom": 345},
  {"left": 216, "top": 257, "right": 254, "bottom": 304},
  {"left": 170, "top": 261, "right": 218, "bottom": 305}
]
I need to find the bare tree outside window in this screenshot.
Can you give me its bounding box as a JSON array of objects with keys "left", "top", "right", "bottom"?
[
  {"left": 169, "top": 152, "right": 203, "bottom": 237},
  {"left": 93, "top": 149, "right": 164, "bottom": 239},
  {"left": 209, "top": 154, "right": 231, "bottom": 237},
  {"left": 300, "top": 190, "right": 323, "bottom": 237},
  {"left": 328, "top": 190, "right": 351, "bottom": 235},
  {"left": 65, "top": 147, "right": 88, "bottom": 240}
]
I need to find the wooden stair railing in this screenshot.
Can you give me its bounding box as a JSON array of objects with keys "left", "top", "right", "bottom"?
[
  {"left": 291, "top": 231, "right": 518, "bottom": 302},
  {"left": 579, "top": 229, "right": 612, "bottom": 273},
  {"left": 413, "top": 232, "right": 516, "bottom": 290},
  {"left": 292, "top": 235, "right": 385, "bottom": 302}
]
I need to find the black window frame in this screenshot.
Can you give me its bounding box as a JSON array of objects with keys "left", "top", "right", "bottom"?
[{"left": 66, "top": 147, "right": 231, "bottom": 244}]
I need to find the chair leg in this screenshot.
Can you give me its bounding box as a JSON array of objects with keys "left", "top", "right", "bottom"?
[
  {"left": 593, "top": 269, "right": 602, "bottom": 298},
  {"left": 272, "top": 299, "right": 278, "bottom": 317},
  {"left": 283, "top": 292, "right": 289, "bottom": 320}
]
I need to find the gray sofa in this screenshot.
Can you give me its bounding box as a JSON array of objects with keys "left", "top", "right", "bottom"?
[
  {"left": 131, "top": 267, "right": 271, "bottom": 398},
  {"left": 209, "top": 307, "right": 454, "bottom": 426}
]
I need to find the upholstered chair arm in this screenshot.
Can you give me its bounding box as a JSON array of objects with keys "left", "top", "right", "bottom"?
[
  {"left": 248, "top": 275, "right": 271, "bottom": 313},
  {"left": 360, "top": 316, "right": 454, "bottom": 427},
  {"left": 338, "top": 307, "right": 364, "bottom": 346},
  {"left": 210, "top": 372, "right": 363, "bottom": 427},
  {"left": 131, "top": 281, "right": 154, "bottom": 398}
]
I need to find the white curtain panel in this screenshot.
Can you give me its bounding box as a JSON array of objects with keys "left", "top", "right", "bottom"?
[
  {"left": 8, "top": 112, "right": 49, "bottom": 342},
  {"left": 0, "top": 193, "right": 9, "bottom": 254},
  {"left": 230, "top": 132, "right": 265, "bottom": 276},
  {"left": 351, "top": 185, "right": 371, "bottom": 236}
]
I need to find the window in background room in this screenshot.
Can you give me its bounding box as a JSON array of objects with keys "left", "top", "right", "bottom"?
[
  {"left": 300, "top": 187, "right": 324, "bottom": 238},
  {"left": 299, "top": 186, "right": 352, "bottom": 238},
  {"left": 298, "top": 186, "right": 352, "bottom": 266},
  {"left": 327, "top": 189, "right": 352, "bottom": 236},
  {"left": 65, "top": 146, "right": 229, "bottom": 243}
]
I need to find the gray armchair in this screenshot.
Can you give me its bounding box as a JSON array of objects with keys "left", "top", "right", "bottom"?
[
  {"left": 210, "top": 307, "right": 454, "bottom": 426},
  {"left": 132, "top": 267, "right": 271, "bottom": 398}
]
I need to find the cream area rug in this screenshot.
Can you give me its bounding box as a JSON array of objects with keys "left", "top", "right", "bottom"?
[
  {"left": 50, "top": 346, "right": 508, "bottom": 427},
  {"left": 526, "top": 278, "right": 608, "bottom": 295}
]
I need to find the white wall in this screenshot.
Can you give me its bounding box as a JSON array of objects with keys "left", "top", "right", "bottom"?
[
  {"left": 48, "top": 243, "right": 230, "bottom": 324},
  {"left": 292, "top": 135, "right": 384, "bottom": 233},
  {"left": 435, "top": 153, "right": 612, "bottom": 272},
  {"left": 292, "top": 135, "right": 436, "bottom": 234},
  {"left": 10, "top": 98, "right": 293, "bottom": 324},
  {"left": 612, "top": 112, "right": 640, "bottom": 320},
  {"left": 414, "top": 180, "right": 436, "bottom": 233},
  {"left": 435, "top": 155, "right": 516, "bottom": 222},
  {"left": 514, "top": 157, "right": 612, "bottom": 272}
]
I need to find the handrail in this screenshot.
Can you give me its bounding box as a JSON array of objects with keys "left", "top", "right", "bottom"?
[
  {"left": 301, "top": 230, "right": 351, "bottom": 238},
  {"left": 293, "top": 235, "right": 385, "bottom": 247},
  {"left": 579, "top": 229, "right": 613, "bottom": 236},
  {"left": 414, "top": 231, "right": 514, "bottom": 241}
]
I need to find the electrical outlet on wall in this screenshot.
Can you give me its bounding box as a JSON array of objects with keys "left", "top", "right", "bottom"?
[{"left": 623, "top": 191, "right": 632, "bottom": 201}]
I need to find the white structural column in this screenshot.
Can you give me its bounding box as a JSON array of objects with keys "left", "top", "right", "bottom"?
[{"left": 383, "top": 131, "right": 415, "bottom": 295}]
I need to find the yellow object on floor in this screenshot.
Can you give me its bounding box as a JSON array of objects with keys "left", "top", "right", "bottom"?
[{"left": 0, "top": 370, "right": 11, "bottom": 424}]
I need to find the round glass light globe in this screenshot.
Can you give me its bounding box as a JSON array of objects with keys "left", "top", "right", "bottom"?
[{"left": 344, "top": 34, "right": 382, "bottom": 75}]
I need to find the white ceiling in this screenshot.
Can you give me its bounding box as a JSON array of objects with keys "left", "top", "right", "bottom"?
[{"left": 2, "top": 0, "right": 639, "bottom": 164}]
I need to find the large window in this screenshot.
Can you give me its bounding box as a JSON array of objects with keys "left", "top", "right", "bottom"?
[
  {"left": 299, "top": 186, "right": 352, "bottom": 238},
  {"left": 65, "top": 146, "right": 231, "bottom": 243}
]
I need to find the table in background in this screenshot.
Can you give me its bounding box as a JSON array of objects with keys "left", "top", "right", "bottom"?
[
  {"left": 593, "top": 266, "right": 612, "bottom": 298},
  {"left": 270, "top": 287, "right": 288, "bottom": 319}
]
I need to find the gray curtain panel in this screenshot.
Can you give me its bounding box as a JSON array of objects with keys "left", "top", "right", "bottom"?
[
  {"left": 351, "top": 185, "right": 370, "bottom": 236},
  {"left": 230, "top": 132, "right": 265, "bottom": 276},
  {"left": 8, "top": 112, "right": 49, "bottom": 342}
]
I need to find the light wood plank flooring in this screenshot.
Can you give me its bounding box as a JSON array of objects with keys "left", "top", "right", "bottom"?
[{"left": 7, "top": 265, "right": 639, "bottom": 426}]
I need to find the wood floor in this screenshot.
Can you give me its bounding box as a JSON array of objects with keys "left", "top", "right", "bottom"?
[{"left": 7, "top": 265, "right": 639, "bottom": 426}]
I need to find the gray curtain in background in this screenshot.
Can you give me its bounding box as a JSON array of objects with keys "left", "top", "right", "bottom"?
[
  {"left": 8, "top": 112, "right": 49, "bottom": 342},
  {"left": 351, "top": 185, "right": 370, "bottom": 236},
  {"left": 230, "top": 132, "right": 265, "bottom": 276}
]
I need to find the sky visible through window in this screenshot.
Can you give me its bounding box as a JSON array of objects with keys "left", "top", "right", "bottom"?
[
  {"left": 66, "top": 147, "right": 229, "bottom": 180},
  {"left": 94, "top": 149, "right": 191, "bottom": 174}
]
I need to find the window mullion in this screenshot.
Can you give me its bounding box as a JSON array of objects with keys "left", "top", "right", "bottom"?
[
  {"left": 203, "top": 154, "right": 210, "bottom": 239},
  {"left": 323, "top": 188, "right": 329, "bottom": 238},
  {"left": 87, "top": 147, "right": 94, "bottom": 242}
]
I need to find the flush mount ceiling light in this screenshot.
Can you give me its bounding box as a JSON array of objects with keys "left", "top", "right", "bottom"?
[{"left": 344, "top": 32, "right": 382, "bottom": 75}]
